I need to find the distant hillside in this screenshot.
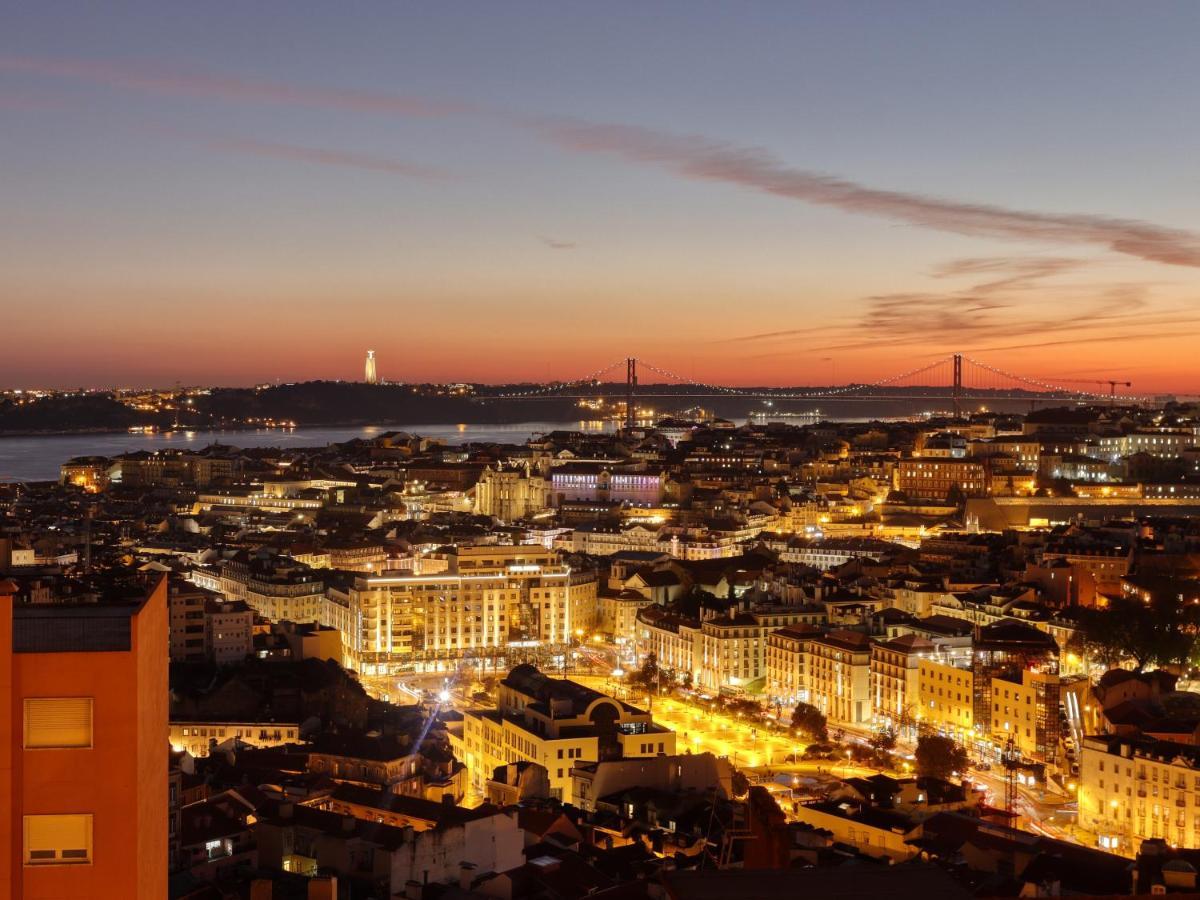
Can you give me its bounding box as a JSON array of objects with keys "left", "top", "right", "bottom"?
[
  {"left": 0, "top": 395, "right": 148, "bottom": 434},
  {"left": 196, "top": 381, "right": 581, "bottom": 426}
]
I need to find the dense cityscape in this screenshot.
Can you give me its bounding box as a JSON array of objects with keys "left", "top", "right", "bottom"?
[
  {"left": 7, "top": 3, "right": 1200, "bottom": 898},
  {"left": 10, "top": 390, "right": 1200, "bottom": 897}
]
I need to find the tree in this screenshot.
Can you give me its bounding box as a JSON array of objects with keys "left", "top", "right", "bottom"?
[
  {"left": 724, "top": 697, "right": 761, "bottom": 718},
  {"left": 790, "top": 702, "right": 828, "bottom": 741},
  {"left": 915, "top": 735, "right": 969, "bottom": 780},
  {"left": 1075, "top": 593, "right": 1200, "bottom": 672},
  {"left": 630, "top": 652, "right": 659, "bottom": 689},
  {"left": 869, "top": 724, "right": 898, "bottom": 764},
  {"left": 895, "top": 704, "right": 919, "bottom": 737}
]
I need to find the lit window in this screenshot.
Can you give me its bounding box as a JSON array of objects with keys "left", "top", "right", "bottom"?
[{"left": 24, "top": 698, "right": 93, "bottom": 749}]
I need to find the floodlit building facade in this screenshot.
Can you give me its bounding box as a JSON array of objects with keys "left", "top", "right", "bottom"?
[
  {"left": 351, "top": 546, "right": 597, "bottom": 676},
  {"left": 1079, "top": 734, "right": 1200, "bottom": 853},
  {"left": 765, "top": 624, "right": 819, "bottom": 708},
  {"left": 475, "top": 466, "right": 551, "bottom": 521},
  {"left": 451, "top": 665, "right": 675, "bottom": 804},
  {"left": 807, "top": 629, "right": 873, "bottom": 726},
  {"left": 870, "top": 634, "right": 934, "bottom": 731},
  {"left": 897, "top": 458, "right": 988, "bottom": 500},
  {"left": 917, "top": 657, "right": 975, "bottom": 740}
]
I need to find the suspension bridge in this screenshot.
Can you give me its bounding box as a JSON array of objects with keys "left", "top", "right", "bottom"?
[{"left": 491, "top": 354, "right": 1142, "bottom": 425}]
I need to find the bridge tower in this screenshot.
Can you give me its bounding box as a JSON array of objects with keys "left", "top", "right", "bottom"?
[
  {"left": 625, "top": 357, "right": 637, "bottom": 429},
  {"left": 952, "top": 353, "right": 963, "bottom": 419}
]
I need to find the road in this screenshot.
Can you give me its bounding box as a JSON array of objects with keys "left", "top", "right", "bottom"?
[{"left": 361, "top": 653, "right": 1098, "bottom": 851}]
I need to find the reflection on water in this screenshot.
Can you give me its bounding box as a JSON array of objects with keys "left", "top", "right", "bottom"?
[{"left": 0, "top": 420, "right": 616, "bottom": 483}]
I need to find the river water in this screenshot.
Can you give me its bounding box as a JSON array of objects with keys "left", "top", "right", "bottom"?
[{"left": 0, "top": 421, "right": 616, "bottom": 483}]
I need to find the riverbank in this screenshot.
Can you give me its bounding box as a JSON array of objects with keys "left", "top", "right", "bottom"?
[{"left": 0, "top": 421, "right": 616, "bottom": 483}]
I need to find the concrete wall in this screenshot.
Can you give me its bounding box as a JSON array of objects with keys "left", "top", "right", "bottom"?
[{"left": 387, "top": 812, "right": 523, "bottom": 890}]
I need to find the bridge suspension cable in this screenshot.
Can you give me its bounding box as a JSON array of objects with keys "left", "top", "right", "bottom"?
[
  {"left": 496, "top": 358, "right": 629, "bottom": 399},
  {"left": 635, "top": 360, "right": 749, "bottom": 395},
  {"left": 961, "top": 356, "right": 1133, "bottom": 400},
  {"left": 490, "top": 352, "right": 1143, "bottom": 404},
  {"left": 635, "top": 355, "right": 960, "bottom": 400},
  {"left": 767, "top": 354, "right": 958, "bottom": 400}
]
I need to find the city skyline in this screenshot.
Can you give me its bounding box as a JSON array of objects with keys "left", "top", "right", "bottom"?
[
  {"left": 4, "top": 3, "right": 1200, "bottom": 391},
  {"left": 13, "top": 6, "right": 1200, "bottom": 894}
]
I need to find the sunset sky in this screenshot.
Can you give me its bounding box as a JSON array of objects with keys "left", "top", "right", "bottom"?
[{"left": 3, "top": 3, "right": 1200, "bottom": 391}]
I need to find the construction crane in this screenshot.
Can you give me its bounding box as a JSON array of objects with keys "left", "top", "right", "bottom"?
[{"left": 1051, "top": 378, "right": 1133, "bottom": 406}]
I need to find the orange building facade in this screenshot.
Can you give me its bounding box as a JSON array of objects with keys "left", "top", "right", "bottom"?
[{"left": 1, "top": 577, "right": 168, "bottom": 899}]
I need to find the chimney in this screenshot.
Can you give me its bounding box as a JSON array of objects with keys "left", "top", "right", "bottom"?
[
  {"left": 405, "top": 880, "right": 423, "bottom": 900},
  {"left": 459, "top": 861, "right": 477, "bottom": 890}
]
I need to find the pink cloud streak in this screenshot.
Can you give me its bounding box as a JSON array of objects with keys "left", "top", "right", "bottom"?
[
  {"left": 212, "top": 137, "right": 451, "bottom": 180},
  {"left": 0, "top": 55, "right": 470, "bottom": 117},
  {"left": 534, "top": 119, "right": 1200, "bottom": 268}
]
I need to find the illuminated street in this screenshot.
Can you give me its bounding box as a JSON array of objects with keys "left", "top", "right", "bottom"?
[{"left": 571, "top": 675, "right": 875, "bottom": 777}]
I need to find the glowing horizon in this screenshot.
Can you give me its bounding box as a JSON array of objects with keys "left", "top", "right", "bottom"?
[{"left": 3, "top": 4, "right": 1199, "bottom": 393}]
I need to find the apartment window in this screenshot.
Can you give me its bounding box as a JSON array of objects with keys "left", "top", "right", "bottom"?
[
  {"left": 24, "top": 814, "right": 93, "bottom": 865},
  {"left": 24, "top": 698, "right": 93, "bottom": 749}
]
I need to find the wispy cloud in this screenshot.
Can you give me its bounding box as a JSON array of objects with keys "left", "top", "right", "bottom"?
[
  {"left": 0, "top": 90, "right": 70, "bottom": 111},
  {"left": 962, "top": 330, "right": 1200, "bottom": 354},
  {"left": 211, "top": 137, "right": 451, "bottom": 180},
  {"left": 929, "top": 256, "right": 1087, "bottom": 292},
  {"left": 10, "top": 55, "right": 1200, "bottom": 275},
  {"left": 533, "top": 119, "right": 1200, "bottom": 269},
  {"left": 539, "top": 235, "right": 577, "bottom": 250},
  {"left": 806, "top": 283, "right": 1200, "bottom": 354},
  {"left": 722, "top": 255, "right": 1199, "bottom": 359},
  {"left": 0, "top": 55, "right": 470, "bottom": 117}
]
